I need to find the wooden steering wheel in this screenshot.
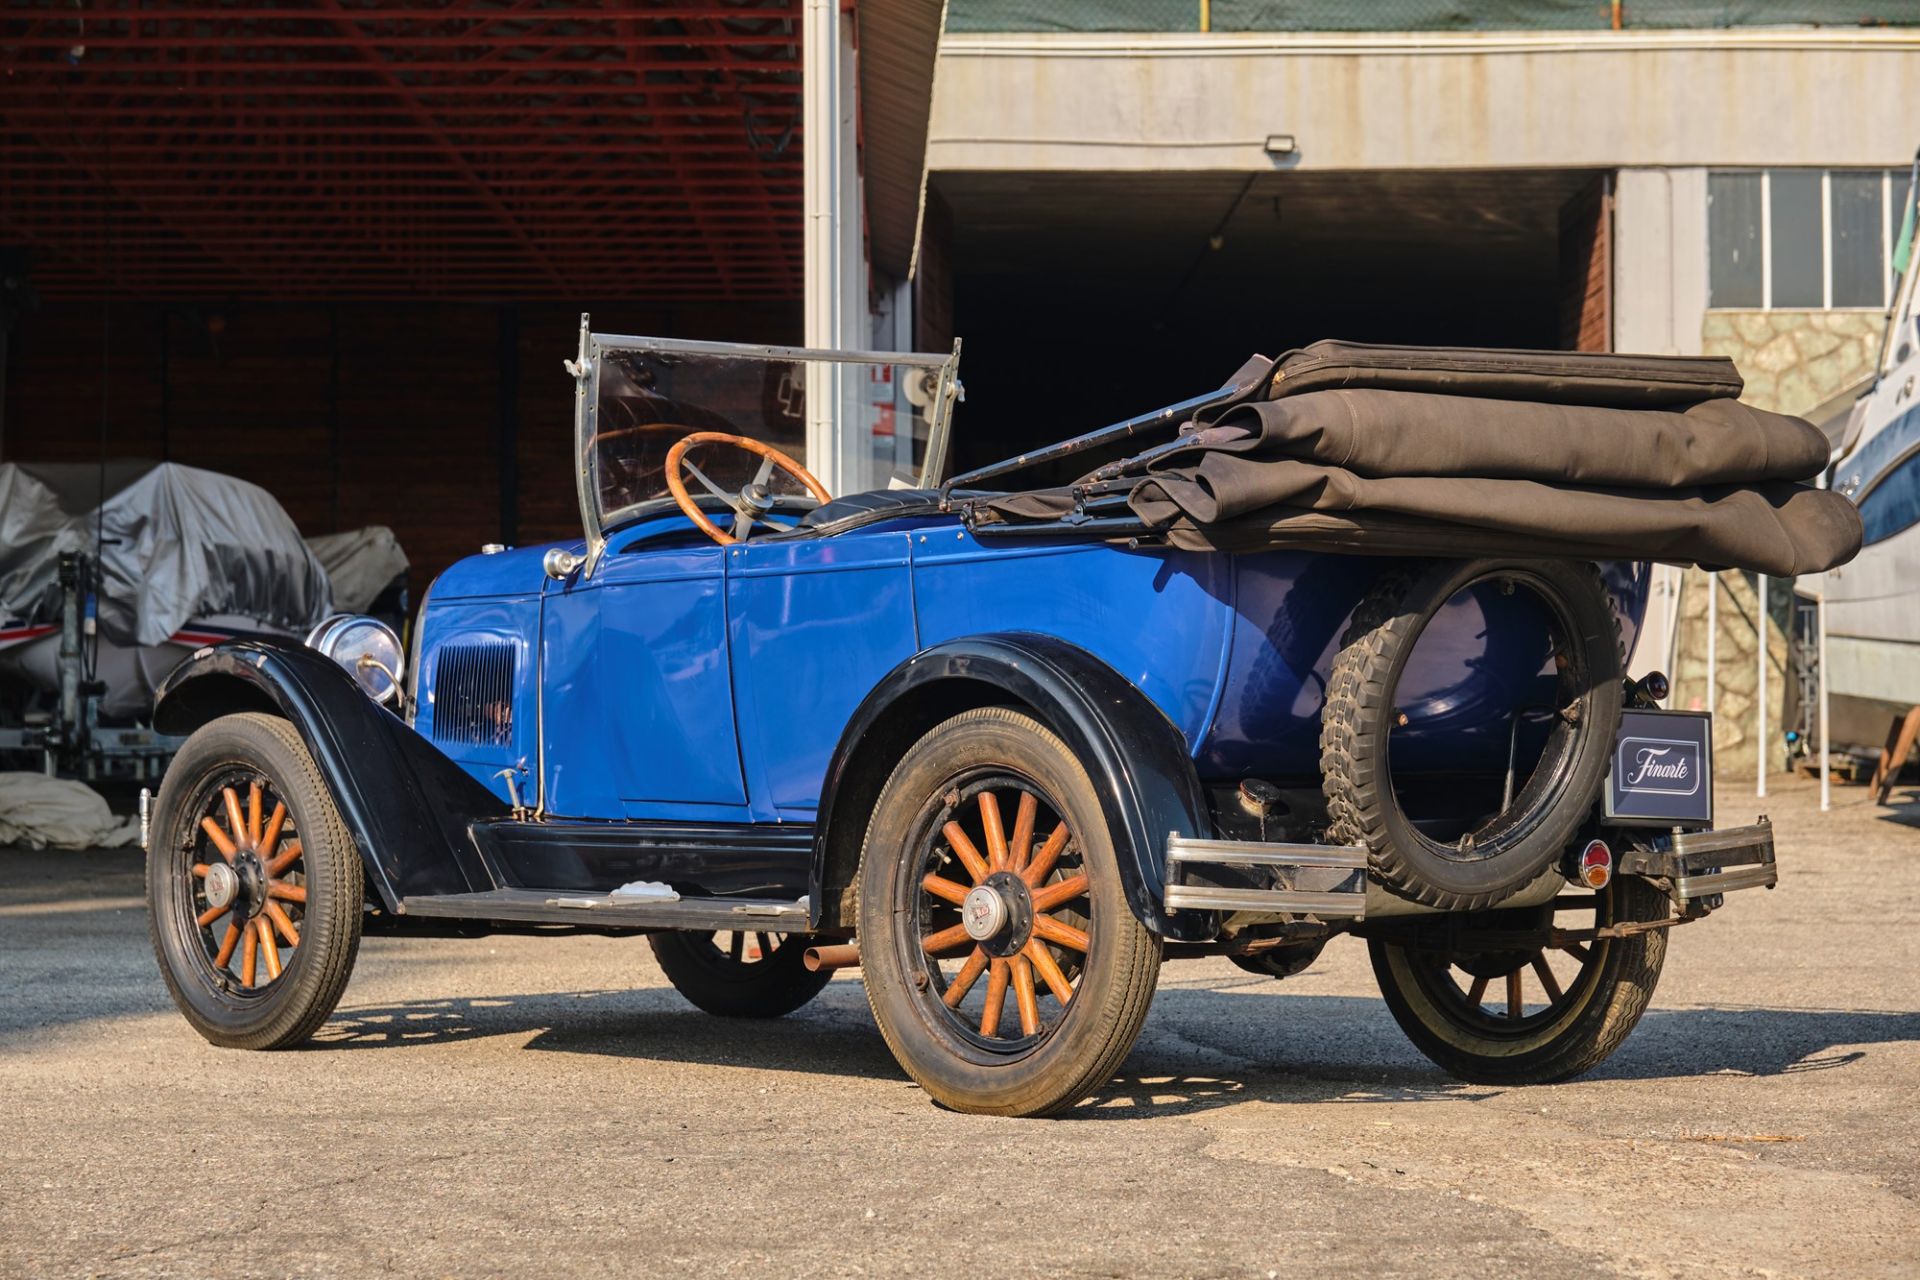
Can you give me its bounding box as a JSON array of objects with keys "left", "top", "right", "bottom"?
[{"left": 664, "top": 431, "right": 832, "bottom": 546}]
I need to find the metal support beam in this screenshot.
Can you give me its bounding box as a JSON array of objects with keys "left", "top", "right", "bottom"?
[
  {"left": 802, "top": 0, "right": 865, "bottom": 495},
  {"left": 497, "top": 305, "right": 521, "bottom": 547},
  {"left": 1757, "top": 573, "right": 1768, "bottom": 797}
]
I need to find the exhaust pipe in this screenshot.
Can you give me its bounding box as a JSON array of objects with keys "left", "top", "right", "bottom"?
[{"left": 803, "top": 943, "right": 860, "bottom": 972}]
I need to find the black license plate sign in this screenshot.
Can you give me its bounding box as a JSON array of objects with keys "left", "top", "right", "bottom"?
[{"left": 1605, "top": 709, "right": 1713, "bottom": 827}]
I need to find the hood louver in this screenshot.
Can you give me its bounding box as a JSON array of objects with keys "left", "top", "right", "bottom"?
[{"left": 432, "top": 642, "right": 516, "bottom": 748}]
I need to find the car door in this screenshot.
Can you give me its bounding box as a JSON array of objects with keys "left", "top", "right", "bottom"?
[
  {"left": 727, "top": 528, "right": 920, "bottom": 821},
  {"left": 540, "top": 527, "right": 751, "bottom": 821}
]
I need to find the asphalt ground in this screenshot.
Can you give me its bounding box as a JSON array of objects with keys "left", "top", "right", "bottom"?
[{"left": 2, "top": 772, "right": 1916, "bottom": 1279}]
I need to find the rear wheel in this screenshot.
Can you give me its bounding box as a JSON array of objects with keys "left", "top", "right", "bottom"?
[
  {"left": 649, "top": 930, "right": 831, "bottom": 1018},
  {"left": 857, "top": 708, "right": 1161, "bottom": 1117},
  {"left": 1369, "top": 875, "right": 1669, "bottom": 1084},
  {"left": 147, "top": 712, "right": 363, "bottom": 1049}
]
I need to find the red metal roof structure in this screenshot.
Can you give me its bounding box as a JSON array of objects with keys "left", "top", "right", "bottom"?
[{"left": 1, "top": 1, "right": 817, "bottom": 301}]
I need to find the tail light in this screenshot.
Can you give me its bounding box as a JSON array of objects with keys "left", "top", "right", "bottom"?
[{"left": 1578, "top": 839, "right": 1613, "bottom": 889}]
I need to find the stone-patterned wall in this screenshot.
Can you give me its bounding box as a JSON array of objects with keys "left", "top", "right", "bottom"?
[
  {"left": 1701, "top": 309, "right": 1883, "bottom": 417},
  {"left": 1678, "top": 309, "right": 1882, "bottom": 777},
  {"left": 1666, "top": 569, "right": 1794, "bottom": 778}
]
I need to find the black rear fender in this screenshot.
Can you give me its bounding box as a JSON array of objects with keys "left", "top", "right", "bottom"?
[
  {"left": 154, "top": 640, "right": 507, "bottom": 911},
  {"left": 810, "top": 633, "right": 1213, "bottom": 942}
]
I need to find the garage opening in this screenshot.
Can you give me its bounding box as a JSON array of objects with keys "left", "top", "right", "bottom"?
[{"left": 934, "top": 168, "right": 1614, "bottom": 476}]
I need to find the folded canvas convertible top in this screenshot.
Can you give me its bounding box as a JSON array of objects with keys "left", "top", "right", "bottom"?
[
  {"left": 980, "top": 342, "right": 1863, "bottom": 577},
  {"left": 1243, "top": 340, "right": 1747, "bottom": 408}
]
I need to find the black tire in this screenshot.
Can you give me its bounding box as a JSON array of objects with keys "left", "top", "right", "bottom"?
[
  {"left": 1369, "top": 876, "right": 1669, "bottom": 1084},
  {"left": 649, "top": 930, "right": 832, "bottom": 1018},
  {"left": 1322, "top": 559, "right": 1624, "bottom": 911},
  {"left": 147, "top": 712, "right": 363, "bottom": 1049},
  {"left": 857, "top": 707, "right": 1161, "bottom": 1117}
]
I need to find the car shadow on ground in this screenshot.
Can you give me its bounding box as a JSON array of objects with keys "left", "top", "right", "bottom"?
[{"left": 310, "top": 984, "right": 1920, "bottom": 1118}]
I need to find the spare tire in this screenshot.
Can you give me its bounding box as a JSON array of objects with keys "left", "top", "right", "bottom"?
[{"left": 1320, "top": 559, "right": 1623, "bottom": 911}]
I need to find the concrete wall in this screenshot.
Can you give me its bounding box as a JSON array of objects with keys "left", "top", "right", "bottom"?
[
  {"left": 929, "top": 29, "right": 1920, "bottom": 175},
  {"left": 1614, "top": 167, "right": 1708, "bottom": 358}
]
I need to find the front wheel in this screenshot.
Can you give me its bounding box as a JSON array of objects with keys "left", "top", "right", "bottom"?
[
  {"left": 1368, "top": 875, "right": 1669, "bottom": 1084},
  {"left": 147, "top": 712, "right": 363, "bottom": 1049},
  {"left": 857, "top": 707, "right": 1161, "bottom": 1117}
]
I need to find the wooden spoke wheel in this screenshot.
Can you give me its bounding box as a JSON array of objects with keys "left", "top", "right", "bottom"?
[
  {"left": 914, "top": 776, "right": 1091, "bottom": 1047},
  {"left": 649, "top": 928, "right": 831, "bottom": 1019},
  {"left": 857, "top": 708, "right": 1160, "bottom": 1117},
  {"left": 147, "top": 713, "right": 362, "bottom": 1050},
  {"left": 1368, "top": 874, "right": 1670, "bottom": 1085},
  {"left": 183, "top": 770, "right": 308, "bottom": 992}
]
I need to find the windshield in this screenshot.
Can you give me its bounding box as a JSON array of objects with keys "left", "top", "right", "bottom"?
[{"left": 578, "top": 332, "right": 960, "bottom": 546}]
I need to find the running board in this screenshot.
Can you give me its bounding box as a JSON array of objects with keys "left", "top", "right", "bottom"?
[
  {"left": 399, "top": 888, "right": 810, "bottom": 931},
  {"left": 1163, "top": 834, "right": 1369, "bottom": 918}
]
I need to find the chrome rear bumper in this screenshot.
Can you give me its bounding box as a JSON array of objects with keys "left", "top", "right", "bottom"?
[
  {"left": 1163, "top": 834, "right": 1369, "bottom": 918},
  {"left": 1619, "top": 818, "right": 1778, "bottom": 905}
]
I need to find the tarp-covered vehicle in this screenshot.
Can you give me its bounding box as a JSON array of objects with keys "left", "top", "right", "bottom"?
[{"left": 144, "top": 322, "right": 1861, "bottom": 1116}]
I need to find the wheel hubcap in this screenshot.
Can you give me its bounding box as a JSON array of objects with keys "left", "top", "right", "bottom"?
[
  {"left": 961, "top": 885, "right": 1006, "bottom": 940},
  {"left": 202, "top": 861, "right": 239, "bottom": 911},
  {"left": 963, "top": 872, "right": 1035, "bottom": 957}
]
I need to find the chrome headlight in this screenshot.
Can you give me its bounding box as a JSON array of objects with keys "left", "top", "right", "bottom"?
[{"left": 305, "top": 613, "right": 405, "bottom": 705}]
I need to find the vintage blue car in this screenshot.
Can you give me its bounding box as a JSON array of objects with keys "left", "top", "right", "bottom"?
[{"left": 143, "top": 323, "right": 1783, "bottom": 1117}]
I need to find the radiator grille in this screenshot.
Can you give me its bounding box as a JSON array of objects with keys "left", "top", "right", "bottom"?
[{"left": 432, "top": 642, "right": 516, "bottom": 748}]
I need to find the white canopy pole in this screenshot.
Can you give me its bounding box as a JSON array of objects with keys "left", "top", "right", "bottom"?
[
  {"left": 1705, "top": 570, "right": 1718, "bottom": 741},
  {"left": 1662, "top": 564, "right": 1684, "bottom": 679},
  {"left": 1756, "top": 573, "right": 1768, "bottom": 798},
  {"left": 1819, "top": 577, "right": 1831, "bottom": 811},
  {"left": 1817, "top": 469, "right": 1833, "bottom": 812}
]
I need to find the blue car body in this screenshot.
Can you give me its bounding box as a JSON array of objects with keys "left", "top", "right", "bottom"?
[{"left": 417, "top": 508, "right": 1648, "bottom": 826}]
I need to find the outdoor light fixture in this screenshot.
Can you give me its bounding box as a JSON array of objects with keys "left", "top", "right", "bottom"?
[{"left": 1264, "top": 134, "right": 1297, "bottom": 156}]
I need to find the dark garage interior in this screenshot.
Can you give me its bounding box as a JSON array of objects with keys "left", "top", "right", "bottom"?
[{"left": 937, "top": 167, "right": 1615, "bottom": 475}]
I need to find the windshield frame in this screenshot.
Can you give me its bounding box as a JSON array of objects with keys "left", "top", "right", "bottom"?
[{"left": 569, "top": 318, "right": 962, "bottom": 572}]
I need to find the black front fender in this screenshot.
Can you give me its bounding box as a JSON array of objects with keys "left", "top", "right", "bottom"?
[
  {"left": 155, "top": 640, "right": 506, "bottom": 911},
  {"left": 810, "top": 633, "right": 1214, "bottom": 942}
]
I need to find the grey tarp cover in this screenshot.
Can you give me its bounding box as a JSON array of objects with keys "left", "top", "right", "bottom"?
[
  {"left": 305, "top": 526, "right": 409, "bottom": 614},
  {"left": 0, "top": 460, "right": 330, "bottom": 646},
  {"left": 982, "top": 344, "right": 1864, "bottom": 577}
]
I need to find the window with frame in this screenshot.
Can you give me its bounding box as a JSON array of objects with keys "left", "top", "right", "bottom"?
[{"left": 1708, "top": 168, "right": 1908, "bottom": 311}]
